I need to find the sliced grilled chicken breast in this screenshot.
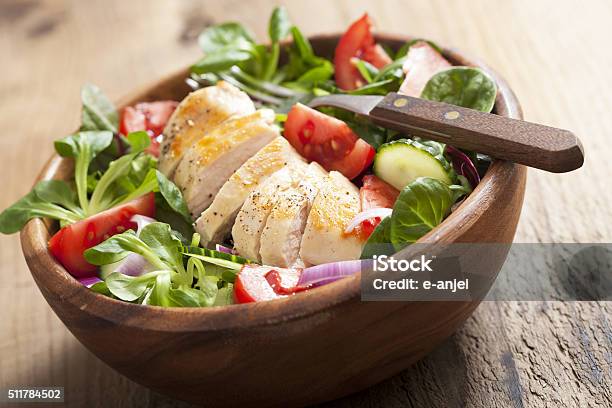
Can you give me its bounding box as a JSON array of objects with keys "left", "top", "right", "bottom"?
[
  {"left": 158, "top": 81, "right": 255, "bottom": 177},
  {"left": 260, "top": 162, "right": 328, "bottom": 267},
  {"left": 232, "top": 162, "right": 307, "bottom": 261},
  {"left": 300, "top": 171, "right": 363, "bottom": 265},
  {"left": 172, "top": 109, "right": 279, "bottom": 218},
  {"left": 195, "top": 136, "right": 305, "bottom": 247}
]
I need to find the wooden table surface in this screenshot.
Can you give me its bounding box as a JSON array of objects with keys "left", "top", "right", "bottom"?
[{"left": 1, "top": 0, "right": 610, "bottom": 406}]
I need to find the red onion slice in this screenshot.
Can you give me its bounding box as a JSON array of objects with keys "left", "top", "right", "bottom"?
[
  {"left": 298, "top": 259, "right": 372, "bottom": 287},
  {"left": 114, "top": 253, "right": 154, "bottom": 276},
  {"left": 215, "top": 244, "right": 237, "bottom": 255},
  {"left": 131, "top": 214, "right": 156, "bottom": 233},
  {"left": 79, "top": 276, "right": 102, "bottom": 287},
  {"left": 345, "top": 208, "right": 393, "bottom": 234}
]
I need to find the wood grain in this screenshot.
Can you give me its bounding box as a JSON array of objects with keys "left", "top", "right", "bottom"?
[{"left": 0, "top": 0, "right": 610, "bottom": 407}]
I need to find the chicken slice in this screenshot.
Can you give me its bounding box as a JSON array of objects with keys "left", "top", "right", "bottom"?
[
  {"left": 300, "top": 171, "right": 363, "bottom": 265},
  {"left": 158, "top": 81, "right": 255, "bottom": 177},
  {"left": 259, "top": 162, "right": 328, "bottom": 267},
  {"left": 232, "top": 162, "right": 308, "bottom": 262},
  {"left": 195, "top": 136, "right": 305, "bottom": 247},
  {"left": 172, "top": 109, "right": 279, "bottom": 218}
]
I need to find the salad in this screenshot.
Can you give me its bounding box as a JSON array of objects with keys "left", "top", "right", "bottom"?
[{"left": 1, "top": 8, "right": 496, "bottom": 307}]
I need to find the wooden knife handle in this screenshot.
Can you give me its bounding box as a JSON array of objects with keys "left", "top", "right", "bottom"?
[{"left": 369, "top": 93, "right": 584, "bottom": 173}]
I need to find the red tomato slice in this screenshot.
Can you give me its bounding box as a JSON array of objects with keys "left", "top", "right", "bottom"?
[
  {"left": 234, "top": 265, "right": 303, "bottom": 303},
  {"left": 354, "top": 175, "right": 399, "bottom": 240},
  {"left": 330, "top": 139, "right": 376, "bottom": 180},
  {"left": 360, "top": 174, "right": 400, "bottom": 210},
  {"left": 284, "top": 104, "right": 375, "bottom": 179},
  {"left": 119, "top": 101, "right": 178, "bottom": 157},
  {"left": 356, "top": 217, "right": 380, "bottom": 241},
  {"left": 48, "top": 193, "right": 155, "bottom": 278},
  {"left": 334, "top": 13, "right": 392, "bottom": 90},
  {"left": 398, "top": 41, "right": 451, "bottom": 97},
  {"left": 119, "top": 106, "right": 147, "bottom": 136},
  {"left": 362, "top": 43, "right": 392, "bottom": 68}
]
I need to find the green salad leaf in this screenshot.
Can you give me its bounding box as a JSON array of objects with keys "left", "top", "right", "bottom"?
[
  {"left": 80, "top": 83, "right": 119, "bottom": 132},
  {"left": 284, "top": 26, "right": 334, "bottom": 85},
  {"left": 168, "top": 284, "right": 217, "bottom": 307},
  {"left": 421, "top": 67, "right": 497, "bottom": 113},
  {"left": 85, "top": 222, "right": 239, "bottom": 307},
  {"left": 85, "top": 131, "right": 152, "bottom": 213},
  {"left": 263, "top": 7, "right": 292, "bottom": 80},
  {"left": 0, "top": 82, "right": 143, "bottom": 235},
  {"left": 213, "top": 285, "right": 235, "bottom": 306},
  {"left": 106, "top": 271, "right": 165, "bottom": 302},
  {"left": 0, "top": 186, "right": 80, "bottom": 234},
  {"left": 139, "top": 222, "right": 184, "bottom": 271},
  {"left": 361, "top": 177, "right": 470, "bottom": 258},
  {"left": 1, "top": 101, "right": 192, "bottom": 236},
  {"left": 193, "top": 22, "right": 257, "bottom": 74},
  {"left": 192, "top": 50, "right": 254, "bottom": 74},
  {"left": 55, "top": 130, "right": 114, "bottom": 211},
  {"left": 198, "top": 22, "right": 255, "bottom": 54},
  {"left": 155, "top": 170, "right": 191, "bottom": 223},
  {"left": 33, "top": 180, "right": 82, "bottom": 216},
  {"left": 268, "top": 6, "right": 291, "bottom": 43},
  {"left": 390, "top": 177, "right": 454, "bottom": 250},
  {"left": 190, "top": 9, "right": 333, "bottom": 107}
]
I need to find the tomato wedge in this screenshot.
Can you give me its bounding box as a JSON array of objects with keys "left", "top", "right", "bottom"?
[
  {"left": 119, "top": 101, "right": 178, "bottom": 157},
  {"left": 360, "top": 175, "right": 399, "bottom": 210},
  {"left": 398, "top": 41, "right": 451, "bottom": 97},
  {"left": 354, "top": 175, "right": 399, "bottom": 240},
  {"left": 234, "top": 264, "right": 303, "bottom": 303},
  {"left": 334, "top": 13, "right": 392, "bottom": 90},
  {"left": 48, "top": 193, "right": 155, "bottom": 278},
  {"left": 284, "top": 104, "right": 375, "bottom": 179}
]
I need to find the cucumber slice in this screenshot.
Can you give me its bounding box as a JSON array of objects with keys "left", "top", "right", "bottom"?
[{"left": 373, "top": 139, "right": 452, "bottom": 190}]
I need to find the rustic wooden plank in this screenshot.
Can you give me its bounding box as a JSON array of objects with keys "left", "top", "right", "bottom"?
[{"left": 0, "top": 0, "right": 610, "bottom": 407}]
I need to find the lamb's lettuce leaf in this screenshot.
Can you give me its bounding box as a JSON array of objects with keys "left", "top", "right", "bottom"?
[
  {"left": 80, "top": 83, "right": 119, "bottom": 132},
  {"left": 55, "top": 130, "right": 114, "bottom": 211},
  {"left": 0, "top": 186, "right": 80, "bottom": 234},
  {"left": 85, "top": 223, "right": 239, "bottom": 307}
]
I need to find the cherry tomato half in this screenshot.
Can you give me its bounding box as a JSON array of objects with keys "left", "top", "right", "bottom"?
[
  {"left": 334, "top": 13, "right": 392, "bottom": 90},
  {"left": 48, "top": 193, "right": 155, "bottom": 278}
]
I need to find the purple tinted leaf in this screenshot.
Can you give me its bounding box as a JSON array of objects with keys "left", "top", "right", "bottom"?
[{"left": 445, "top": 145, "right": 480, "bottom": 188}]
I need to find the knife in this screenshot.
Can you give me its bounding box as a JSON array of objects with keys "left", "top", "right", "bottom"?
[{"left": 308, "top": 93, "right": 584, "bottom": 173}]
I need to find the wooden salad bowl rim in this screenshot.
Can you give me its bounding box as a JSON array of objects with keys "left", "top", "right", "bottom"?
[{"left": 20, "top": 33, "right": 525, "bottom": 333}]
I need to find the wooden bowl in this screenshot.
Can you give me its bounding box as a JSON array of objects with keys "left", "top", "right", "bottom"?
[{"left": 20, "top": 34, "right": 526, "bottom": 407}]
